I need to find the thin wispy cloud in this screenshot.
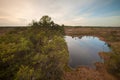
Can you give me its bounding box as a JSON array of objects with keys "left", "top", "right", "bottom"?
[{"left": 0, "top": 0, "right": 120, "bottom": 26}]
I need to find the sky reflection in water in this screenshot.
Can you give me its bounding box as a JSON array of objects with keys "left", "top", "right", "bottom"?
[{"left": 65, "top": 36, "right": 110, "bottom": 68}]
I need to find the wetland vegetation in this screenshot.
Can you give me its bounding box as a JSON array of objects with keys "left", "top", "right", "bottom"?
[
  {"left": 0, "top": 15, "right": 68, "bottom": 80},
  {"left": 0, "top": 16, "right": 120, "bottom": 80}
]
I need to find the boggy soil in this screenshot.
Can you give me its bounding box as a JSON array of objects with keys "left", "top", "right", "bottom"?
[
  {"left": 64, "top": 27, "right": 120, "bottom": 80},
  {"left": 64, "top": 63, "right": 117, "bottom": 80}
]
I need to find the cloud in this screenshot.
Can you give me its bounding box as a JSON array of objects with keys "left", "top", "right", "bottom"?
[
  {"left": 0, "top": 17, "right": 27, "bottom": 26},
  {"left": 0, "top": 0, "right": 120, "bottom": 26},
  {"left": 65, "top": 16, "right": 120, "bottom": 26}
]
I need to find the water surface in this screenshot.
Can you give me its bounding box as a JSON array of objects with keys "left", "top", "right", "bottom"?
[{"left": 65, "top": 36, "right": 110, "bottom": 68}]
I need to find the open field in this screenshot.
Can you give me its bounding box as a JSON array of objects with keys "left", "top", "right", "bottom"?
[{"left": 65, "top": 27, "right": 120, "bottom": 38}]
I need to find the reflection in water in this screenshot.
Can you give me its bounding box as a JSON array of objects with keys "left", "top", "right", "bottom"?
[{"left": 65, "top": 36, "right": 110, "bottom": 68}]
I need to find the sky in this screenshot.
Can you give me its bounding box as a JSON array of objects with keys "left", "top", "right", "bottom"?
[{"left": 0, "top": 0, "right": 120, "bottom": 26}]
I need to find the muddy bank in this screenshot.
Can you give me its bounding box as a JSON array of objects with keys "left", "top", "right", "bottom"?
[
  {"left": 64, "top": 63, "right": 117, "bottom": 80},
  {"left": 64, "top": 64, "right": 117, "bottom": 80}
]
